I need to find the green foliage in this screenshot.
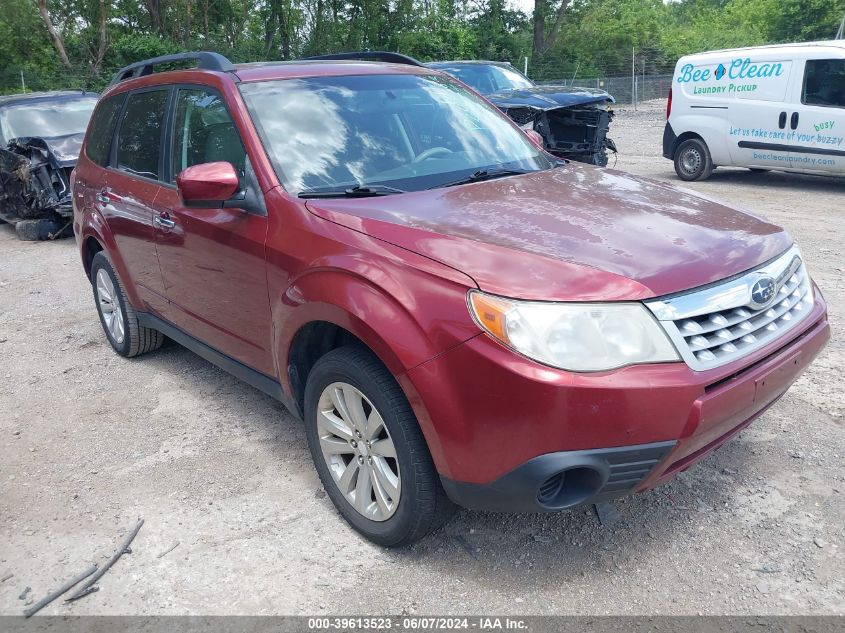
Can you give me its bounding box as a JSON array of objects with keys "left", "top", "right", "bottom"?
[{"left": 0, "top": 0, "right": 843, "bottom": 93}]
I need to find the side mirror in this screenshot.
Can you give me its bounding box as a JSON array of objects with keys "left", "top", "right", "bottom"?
[
  {"left": 524, "top": 128, "right": 545, "bottom": 149},
  {"left": 176, "top": 161, "right": 240, "bottom": 206}
]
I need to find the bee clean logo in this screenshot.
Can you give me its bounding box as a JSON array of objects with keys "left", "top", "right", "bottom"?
[{"left": 715, "top": 64, "right": 726, "bottom": 80}]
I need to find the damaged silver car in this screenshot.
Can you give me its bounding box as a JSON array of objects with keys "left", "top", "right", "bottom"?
[
  {"left": 427, "top": 61, "right": 617, "bottom": 166},
  {"left": 0, "top": 91, "right": 97, "bottom": 240}
]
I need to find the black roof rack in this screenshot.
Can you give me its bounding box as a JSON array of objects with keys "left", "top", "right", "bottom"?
[
  {"left": 109, "top": 51, "right": 236, "bottom": 86},
  {"left": 303, "top": 51, "right": 424, "bottom": 67}
]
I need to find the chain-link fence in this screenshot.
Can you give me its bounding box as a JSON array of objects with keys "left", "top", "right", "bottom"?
[
  {"left": 536, "top": 73, "right": 673, "bottom": 107},
  {"left": 2, "top": 53, "right": 677, "bottom": 107},
  {"left": 0, "top": 68, "right": 100, "bottom": 96}
]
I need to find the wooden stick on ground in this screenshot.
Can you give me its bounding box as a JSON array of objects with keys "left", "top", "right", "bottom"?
[
  {"left": 23, "top": 564, "right": 97, "bottom": 617},
  {"left": 65, "top": 518, "right": 144, "bottom": 603}
]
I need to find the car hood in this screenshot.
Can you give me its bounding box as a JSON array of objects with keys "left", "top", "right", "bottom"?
[
  {"left": 305, "top": 163, "right": 791, "bottom": 301},
  {"left": 486, "top": 85, "right": 615, "bottom": 109},
  {"left": 9, "top": 133, "right": 83, "bottom": 167}
]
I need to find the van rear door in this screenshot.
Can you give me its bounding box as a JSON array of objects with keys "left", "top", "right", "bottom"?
[{"left": 787, "top": 56, "right": 845, "bottom": 175}]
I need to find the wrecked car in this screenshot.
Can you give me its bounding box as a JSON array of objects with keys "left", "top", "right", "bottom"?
[
  {"left": 427, "top": 61, "right": 617, "bottom": 166},
  {"left": 0, "top": 91, "right": 98, "bottom": 240}
]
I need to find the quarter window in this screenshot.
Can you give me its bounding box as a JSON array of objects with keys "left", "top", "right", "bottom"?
[
  {"left": 171, "top": 88, "right": 246, "bottom": 181},
  {"left": 116, "top": 90, "right": 168, "bottom": 180},
  {"left": 85, "top": 94, "right": 124, "bottom": 167},
  {"left": 803, "top": 59, "right": 845, "bottom": 108}
]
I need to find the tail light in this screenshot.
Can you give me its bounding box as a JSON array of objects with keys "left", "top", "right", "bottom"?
[{"left": 666, "top": 86, "right": 673, "bottom": 119}]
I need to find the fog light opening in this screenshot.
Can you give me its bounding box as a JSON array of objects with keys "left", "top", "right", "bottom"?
[{"left": 536, "top": 467, "right": 604, "bottom": 509}]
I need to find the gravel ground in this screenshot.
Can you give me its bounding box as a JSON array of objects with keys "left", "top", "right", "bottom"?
[{"left": 0, "top": 100, "right": 842, "bottom": 616}]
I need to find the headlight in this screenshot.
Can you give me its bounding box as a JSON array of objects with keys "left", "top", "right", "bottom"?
[{"left": 468, "top": 290, "right": 680, "bottom": 372}]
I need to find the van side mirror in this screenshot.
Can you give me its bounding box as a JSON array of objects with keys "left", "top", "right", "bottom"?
[{"left": 177, "top": 162, "right": 240, "bottom": 206}]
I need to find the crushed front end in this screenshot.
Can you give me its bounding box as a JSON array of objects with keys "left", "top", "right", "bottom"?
[
  {"left": 489, "top": 87, "right": 617, "bottom": 167},
  {"left": 0, "top": 137, "right": 75, "bottom": 240}
]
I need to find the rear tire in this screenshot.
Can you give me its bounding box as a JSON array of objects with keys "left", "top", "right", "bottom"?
[
  {"left": 674, "top": 138, "right": 714, "bottom": 181},
  {"left": 304, "top": 345, "right": 455, "bottom": 547},
  {"left": 90, "top": 252, "right": 164, "bottom": 357}
]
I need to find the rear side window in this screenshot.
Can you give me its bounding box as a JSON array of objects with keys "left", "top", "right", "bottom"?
[
  {"left": 85, "top": 94, "right": 124, "bottom": 167},
  {"left": 171, "top": 88, "right": 246, "bottom": 181},
  {"left": 803, "top": 59, "right": 845, "bottom": 108},
  {"left": 116, "top": 90, "right": 168, "bottom": 180}
]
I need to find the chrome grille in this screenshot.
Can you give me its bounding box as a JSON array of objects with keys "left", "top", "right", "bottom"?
[{"left": 645, "top": 247, "right": 814, "bottom": 371}]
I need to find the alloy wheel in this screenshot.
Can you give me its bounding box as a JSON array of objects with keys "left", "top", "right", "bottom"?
[
  {"left": 316, "top": 381, "right": 401, "bottom": 521},
  {"left": 96, "top": 269, "right": 125, "bottom": 345}
]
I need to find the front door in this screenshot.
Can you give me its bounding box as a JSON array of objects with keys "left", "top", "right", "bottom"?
[
  {"left": 153, "top": 86, "right": 274, "bottom": 375},
  {"left": 787, "top": 57, "right": 845, "bottom": 175},
  {"left": 102, "top": 88, "right": 170, "bottom": 314}
]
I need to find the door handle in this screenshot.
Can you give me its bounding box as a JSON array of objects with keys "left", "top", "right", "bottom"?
[
  {"left": 97, "top": 189, "right": 122, "bottom": 205},
  {"left": 778, "top": 112, "right": 787, "bottom": 129},
  {"left": 154, "top": 214, "right": 176, "bottom": 229},
  {"left": 791, "top": 112, "right": 799, "bottom": 130}
]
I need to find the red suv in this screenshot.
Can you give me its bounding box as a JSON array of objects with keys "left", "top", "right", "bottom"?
[{"left": 72, "top": 51, "right": 830, "bottom": 546}]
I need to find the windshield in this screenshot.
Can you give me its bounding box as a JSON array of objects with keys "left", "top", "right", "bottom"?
[
  {"left": 0, "top": 96, "right": 97, "bottom": 141},
  {"left": 437, "top": 64, "right": 534, "bottom": 95},
  {"left": 240, "top": 73, "right": 551, "bottom": 195}
]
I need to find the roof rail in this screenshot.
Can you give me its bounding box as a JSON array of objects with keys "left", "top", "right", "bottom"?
[
  {"left": 109, "top": 51, "right": 236, "bottom": 86},
  {"left": 303, "top": 51, "right": 424, "bottom": 67}
]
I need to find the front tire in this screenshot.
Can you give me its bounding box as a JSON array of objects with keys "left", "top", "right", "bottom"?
[
  {"left": 304, "top": 345, "right": 455, "bottom": 547},
  {"left": 674, "top": 138, "right": 714, "bottom": 181},
  {"left": 90, "top": 252, "right": 164, "bottom": 357}
]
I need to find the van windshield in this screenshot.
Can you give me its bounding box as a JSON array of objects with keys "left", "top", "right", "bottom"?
[{"left": 240, "top": 73, "right": 552, "bottom": 195}]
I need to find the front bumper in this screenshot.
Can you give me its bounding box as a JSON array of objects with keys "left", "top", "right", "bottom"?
[{"left": 404, "top": 292, "right": 829, "bottom": 513}]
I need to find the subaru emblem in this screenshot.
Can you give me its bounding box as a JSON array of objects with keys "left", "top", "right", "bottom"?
[{"left": 750, "top": 276, "right": 777, "bottom": 309}]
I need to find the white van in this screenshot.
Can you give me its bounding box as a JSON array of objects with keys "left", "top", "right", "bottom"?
[{"left": 664, "top": 40, "right": 845, "bottom": 180}]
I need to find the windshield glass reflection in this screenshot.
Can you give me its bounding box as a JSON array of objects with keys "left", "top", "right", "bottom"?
[{"left": 240, "top": 74, "right": 551, "bottom": 194}]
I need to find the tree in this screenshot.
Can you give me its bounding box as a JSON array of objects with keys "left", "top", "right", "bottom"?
[
  {"left": 34, "top": 0, "right": 72, "bottom": 69},
  {"left": 532, "top": 0, "right": 570, "bottom": 60}
]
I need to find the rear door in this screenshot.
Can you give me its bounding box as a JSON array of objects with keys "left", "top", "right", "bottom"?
[
  {"left": 100, "top": 88, "right": 170, "bottom": 314},
  {"left": 153, "top": 86, "right": 274, "bottom": 375},
  {"left": 787, "top": 56, "right": 845, "bottom": 175},
  {"left": 73, "top": 91, "right": 124, "bottom": 231}
]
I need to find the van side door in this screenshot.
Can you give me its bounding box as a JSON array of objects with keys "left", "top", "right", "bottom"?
[
  {"left": 722, "top": 55, "right": 795, "bottom": 171},
  {"left": 787, "top": 57, "right": 845, "bottom": 175}
]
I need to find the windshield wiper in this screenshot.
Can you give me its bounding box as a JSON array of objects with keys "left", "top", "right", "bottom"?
[
  {"left": 298, "top": 184, "right": 407, "bottom": 199},
  {"left": 430, "top": 168, "right": 534, "bottom": 190}
]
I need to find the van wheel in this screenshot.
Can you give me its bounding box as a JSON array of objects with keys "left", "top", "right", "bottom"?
[
  {"left": 304, "top": 345, "right": 455, "bottom": 547},
  {"left": 90, "top": 252, "right": 164, "bottom": 357},
  {"left": 674, "top": 138, "right": 714, "bottom": 181}
]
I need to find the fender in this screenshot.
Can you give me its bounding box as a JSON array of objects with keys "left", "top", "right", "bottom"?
[
  {"left": 275, "top": 262, "right": 479, "bottom": 385},
  {"left": 670, "top": 112, "right": 733, "bottom": 165},
  {"left": 273, "top": 257, "right": 481, "bottom": 476}
]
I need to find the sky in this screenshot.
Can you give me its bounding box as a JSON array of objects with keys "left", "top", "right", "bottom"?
[{"left": 507, "top": 0, "right": 534, "bottom": 15}]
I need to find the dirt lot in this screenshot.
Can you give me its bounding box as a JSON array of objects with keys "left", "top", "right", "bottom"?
[{"left": 0, "top": 100, "right": 842, "bottom": 616}]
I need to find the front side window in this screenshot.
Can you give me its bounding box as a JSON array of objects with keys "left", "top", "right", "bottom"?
[
  {"left": 803, "top": 59, "right": 845, "bottom": 108},
  {"left": 116, "top": 90, "right": 168, "bottom": 180},
  {"left": 171, "top": 88, "right": 246, "bottom": 181},
  {"left": 85, "top": 93, "right": 125, "bottom": 167},
  {"left": 240, "top": 73, "right": 551, "bottom": 195},
  {"left": 0, "top": 96, "right": 97, "bottom": 142}
]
